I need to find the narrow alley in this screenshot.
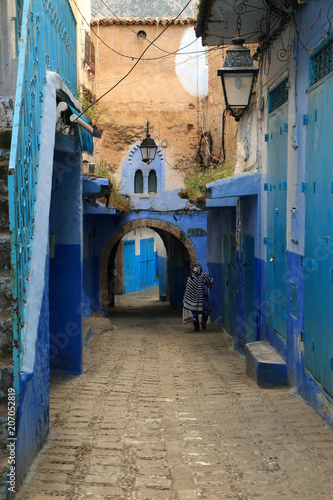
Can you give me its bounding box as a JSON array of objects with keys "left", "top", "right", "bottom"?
[{"left": 17, "top": 288, "right": 333, "bottom": 500}]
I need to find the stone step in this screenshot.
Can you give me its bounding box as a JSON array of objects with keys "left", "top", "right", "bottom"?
[
  {"left": 0, "top": 357, "right": 13, "bottom": 405},
  {"left": 0, "top": 270, "right": 11, "bottom": 310},
  {"left": 0, "top": 197, "right": 9, "bottom": 235},
  {"left": 245, "top": 340, "right": 287, "bottom": 387},
  {"left": 0, "top": 310, "right": 12, "bottom": 357},
  {"left": 0, "top": 399, "right": 10, "bottom": 496},
  {"left": 0, "top": 234, "right": 10, "bottom": 271},
  {"left": 0, "top": 129, "right": 12, "bottom": 156},
  {"left": 0, "top": 176, "right": 8, "bottom": 197}
]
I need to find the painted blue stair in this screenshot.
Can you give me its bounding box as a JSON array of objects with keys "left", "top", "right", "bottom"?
[{"left": 245, "top": 340, "right": 287, "bottom": 387}]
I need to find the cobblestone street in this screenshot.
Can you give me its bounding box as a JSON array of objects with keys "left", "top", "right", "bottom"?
[{"left": 17, "top": 288, "right": 333, "bottom": 499}]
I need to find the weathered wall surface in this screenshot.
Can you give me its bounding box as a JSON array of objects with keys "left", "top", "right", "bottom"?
[
  {"left": 90, "top": 19, "right": 208, "bottom": 183},
  {"left": 202, "top": 45, "right": 259, "bottom": 171},
  {"left": 0, "top": 1, "right": 18, "bottom": 99},
  {"left": 202, "top": 46, "right": 238, "bottom": 167}
]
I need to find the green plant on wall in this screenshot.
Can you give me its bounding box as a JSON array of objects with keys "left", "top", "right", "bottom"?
[
  {"left": 179, "top": 162, "right": 234, "bottom": 205},
  {"left": 77, "top": 87, "right": 108, "bottom": 125},
  {"left": 98, "top": 161, "right": 132, "bottom": 215}
]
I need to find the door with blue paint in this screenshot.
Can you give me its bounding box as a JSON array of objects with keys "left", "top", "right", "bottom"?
[
  {"left": 243, "top": 234, "right": 256, "bottom": 343},
  {"left": 124, "top": 240, "right": 136, "bottom": 294},
  {"left": 266, "top": 82, "right": 288, "bottom": 342},
  {"left": 223, "top": 234, "right": 230, "bottom": 333},
  {"left": 304, "top": 51, "right": 333, "bottom": 398},
  {"left": 230, "top": 234, "right": 237, "bottom": 338},
  {"left": 140, "top": 237, "right": 155, "bottom": 289}
]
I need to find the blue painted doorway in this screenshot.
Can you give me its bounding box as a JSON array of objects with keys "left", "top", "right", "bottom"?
[
  {"left": 230, "top": 234, "right": 237, "bottom": 338},
  {"left": 223, "top": 234, "right": 230, "bottom": 333},
  {"left": 124, "top": 240, "right": 136, "bottom": 294},
  {"left": 243, "top": 234, "right": 256, "bottom": 343},
  {"left": 304, "top": 53, "right": 333, "bottom": 398},
  {"left": 266, "top": 84, "right": 288, "bottom": 343},
  {"left": 140, "top": 237, "right": 156, "bottom": 289}
]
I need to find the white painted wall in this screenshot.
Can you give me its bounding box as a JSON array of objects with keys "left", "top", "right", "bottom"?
[
  {"left": 22, "top": 72, "right": 82, "bottom": 373},
  {"left": 236, "top": 24, "right": 302, "bottom": 260},
  {"left": 175, "top": 28, "right": 208, "bottom": 97}
]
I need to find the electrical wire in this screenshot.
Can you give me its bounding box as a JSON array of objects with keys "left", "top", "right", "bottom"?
[
  {"left": 72, "top": 0, "right": 200, "bottom": 62},
  {"left": 296, "top": 0, "right": 333, "bottom": 53},
  {"left": 97, "top": 0, "right": 182, "bottom": 56},
  {"left": 95, "top": 46, "right": 219, "bottom": 91},
  {"left": 94, "top": 45, "right": 222, "bottom": 87},
  {"left": 68, "top": 0, "right": 194, "bottom": 125}
]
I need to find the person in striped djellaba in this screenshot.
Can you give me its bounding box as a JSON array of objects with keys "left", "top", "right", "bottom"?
[{"left": 183, "top": 263, "right": 213, "bottom": 331}]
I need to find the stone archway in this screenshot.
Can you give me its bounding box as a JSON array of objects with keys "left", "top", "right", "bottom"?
[{"left": 100, "top": 219, "right": 197, "bottom": 307}]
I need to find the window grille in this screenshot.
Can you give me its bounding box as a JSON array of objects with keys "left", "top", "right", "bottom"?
[
  {"left": 269, "top": 78, "right": 288, "bottom": 113},
  {"left": 310, "top": 39, "right": 333, "bottom": 85}
]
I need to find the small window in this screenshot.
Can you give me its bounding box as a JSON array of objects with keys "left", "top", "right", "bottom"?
[
  {"left": 134, "top": 170, "right": 143, "bottom": 193},
  {"left": 137, "top": 30, "right": 146, "bottom": 40},
  {"left": 148, "top": 170, "right": 157, "bottom": 193}
]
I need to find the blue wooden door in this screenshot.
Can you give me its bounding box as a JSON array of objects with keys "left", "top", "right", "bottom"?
[
  {"left": 243, "top": 234, "right": 256, "bottom": 343},
  {"left": 223, "top": 234, "right": 230, "bottom": 333},
  {"left": 124, "top": 240, "right": 136, "bottom": 294},
  {"left": 304, "top": 67, "right": 333, "bottom": 398},
  {"left": 266, "top": 100, "right": 288, "bottom": 342},
  {"left": 230, "top": 234, "right": 237, "bottom": 338},
  {"left": 140, "top": 238, "right": 155, "bottom": 289}
]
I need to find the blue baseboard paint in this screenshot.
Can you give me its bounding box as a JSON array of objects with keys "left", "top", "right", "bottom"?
[
  {"left": 15, "top": 258, "right": 50, "bottom": 489},
  {"left": 258, "top": 251, "right": 333, "bottom": 426},
  {"left": 286, "top": 250, "right": 304, "bottom": 387},
  {"left": 235, "top": 250, "right": 246, "bottom": 353},
  {"left": 158, "top": 256, "right": 167, "bottom": 299},
  {"left": 81, "top": 290, "right": 91, "bottom": 317},
  {"left": 49, "top": 244, "right": 82, "bottom": 375},
  {"left": 169, "top": 265, "right": 183, "bottom": 309},
  {"left": 207, "top": 261, "right": 224, "bottom": 323},
  {"left": 286, "top": 250, "right": 333, "bottom": 426}
]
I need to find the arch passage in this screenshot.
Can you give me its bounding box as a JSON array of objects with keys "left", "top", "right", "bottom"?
[{"left": 100, "top": 219, "right": 197, "bottom": 307}]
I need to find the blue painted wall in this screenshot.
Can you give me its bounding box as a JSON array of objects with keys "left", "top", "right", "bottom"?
[
  {"left": 207, "top": 197, "right": 259, "bottom": 347},
  {"left": 83, "top": 210, "right": 207, "bottom": 313},
  {"left": 206, "top": 209, "right": 224, "bottom": 323},
  {"left": 49, "top": 245, "right": 82, "bottom": 374},
  {"left": 158, "top": 255, "right": 167, "bottom": 299},
  {"left": 49, "top": 139, "right": 83, "bottom": 375},
  {"left": 16, "top": 257, "right": 50, "bottom": 487}
]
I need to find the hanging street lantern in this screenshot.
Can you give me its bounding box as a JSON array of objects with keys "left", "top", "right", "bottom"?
[
  {"left": 139, "top": 121, "right": 158, "bottom": 164},
  {"left": 218, "top": 38, "right": 259, "bottom": 121}
]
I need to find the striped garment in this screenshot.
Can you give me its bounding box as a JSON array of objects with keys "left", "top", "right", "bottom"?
[{"left": 183, "top": 272, "right": 213, "bottom": 313}]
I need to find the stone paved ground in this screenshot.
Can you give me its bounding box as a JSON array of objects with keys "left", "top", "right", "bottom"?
[{"left": 17, "top": 287, "right": 333, "bottom": 499}]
